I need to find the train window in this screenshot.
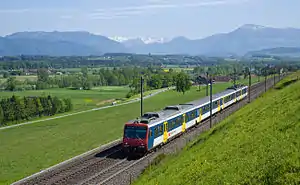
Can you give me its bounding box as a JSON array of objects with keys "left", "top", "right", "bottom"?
[
  {"left": 154, "top": 127, "right": 158, "bottom": 137},
  {"left": 176, "top": 117, "right": 181, "bottom": 125},
  {"left": 225, "top": 96, "right": 230, "bottom": 103},
  {"left": 203, "top": 104, "right": 209, "bottom": 113},
  {"left": 149, "top": 129, "right": 153, "bottom": 137},
  {"left": 213, "top": 101, "right": 218, "bottom": 109}
]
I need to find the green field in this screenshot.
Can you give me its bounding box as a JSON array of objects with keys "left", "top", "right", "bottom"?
[
  {"left": 0, "top": 83, "right": 234, "bottom": 184},
  {"left": 0, "top": 86, "right": 130, "bottom": 112},
  {"left": 133, "top": 74, "right": 300, "bottom": 185}
]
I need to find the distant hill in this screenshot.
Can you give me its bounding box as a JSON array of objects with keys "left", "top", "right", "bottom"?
[
  {"left": 125, "top": 24, "right": 300, "bottom": 56},
  {"left": 1, "top": 24, "right": 300, "bottom": 56},
  {"left": 0, "top": 31, "right": 127, "bottom": 56},
  {"left": 245, "top": 47, "right": 300, "bottom": 57}
]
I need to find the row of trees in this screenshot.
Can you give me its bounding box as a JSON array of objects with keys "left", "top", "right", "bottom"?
[
  {"left": 0, "top": 54, "right": 228, "bottom": 70},
  {"left": 0, "top": 95, "right": 73, "bottom": 125},
  {"left": 1, "top": 66, "right": 180, "bottom": 91},
  {"left": 127, "top": 71, "right": 192, "bottom": 97}
]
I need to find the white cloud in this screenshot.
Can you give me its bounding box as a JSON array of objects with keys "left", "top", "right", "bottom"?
[
  {"left": 89, "top": 0, "right": 249, "bottom": 20},
  {"left": 0, "top": 9, "right": 29, "bottom": 13},
  {"left": 0, "top": 0, "right": 249, "bottom": 20}
]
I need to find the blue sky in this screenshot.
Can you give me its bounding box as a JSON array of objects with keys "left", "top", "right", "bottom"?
[{"left": 0, "top": 0, "right": 299, "bottom": 39}]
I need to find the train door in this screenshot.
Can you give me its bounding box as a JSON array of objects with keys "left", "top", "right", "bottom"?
[
  {"left": 198, "top": 108, "right": 202, "bottom": 123},
  {"left": 222, "top": 97, "right": 225, "bottom": 109},
  {"left": 218, "top": 100, "right": 221, "bottom": 111},
  {"left": 147, "top": 127, "right": 154, "bottom": 149},
  {"left": 235, "top": 93, "right": 237, "bottom": 103},
  {"left": 240, "top": 90, "right": 243, "bottom": 100},
  {"left": 163, "top": 121, "right": 168, "bottom": 143},
  {"left": 182, "top": 114, "right": 186, "bottom": 132}
]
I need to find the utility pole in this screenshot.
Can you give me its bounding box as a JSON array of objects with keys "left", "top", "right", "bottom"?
[
  {"left": 209, "top": 77, "right": 213, "bottom": 128},
  {"left": 264, "top": 69, "right": 267, "bottom": 92},
  {"left": 198, "top": 76, "right": 201, "bottom": 92},
  {"left": 233, "top": 67, "right": 237, "bottom": 87},
  {"left": 140, "top": 76, "right": 144, "bottom": 117},
  {"left": 248, "top": 71, "right": 251, "bottom": 103},
  {"left": 278, "top": 68, "right": 281, "bottom": 81},
  {"left": 273, "top": 71, "right": 276, "bottom": 87},
  {"left": 206, "top": 72, "right": 209, "bottom": 96}
]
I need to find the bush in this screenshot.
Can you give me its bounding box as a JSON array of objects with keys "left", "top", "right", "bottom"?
[{"left": 126, "top": 91, "right": 135, "bottom": 98}]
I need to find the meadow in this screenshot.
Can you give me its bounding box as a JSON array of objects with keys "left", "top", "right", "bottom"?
[
  {"left": 0, "top": 86, "right": 130, "bottom": 111},
  {"left": 133, "top": 73, "right": 300, "bottom": 185},
  {"left": 0, "top": 83, "right": 233, "bottom": 184}
]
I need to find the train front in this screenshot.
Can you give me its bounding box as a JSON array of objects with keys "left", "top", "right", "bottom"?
[{"left": 122, "top": 122, "right": 148, "bottom": 155}]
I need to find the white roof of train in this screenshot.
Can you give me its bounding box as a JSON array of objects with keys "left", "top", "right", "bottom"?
[{"left": 128, "top": 85, "right": 248, "bottom": 127}]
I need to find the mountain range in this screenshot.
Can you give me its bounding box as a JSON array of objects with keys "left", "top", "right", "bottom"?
[{"left": 1, "top": 24, "right": 300, "bottom": 56}]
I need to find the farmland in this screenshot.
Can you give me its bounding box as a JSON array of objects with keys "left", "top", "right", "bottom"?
[
  {"left": 133, "top": 74, "right": 300, "bottom": 185},
  {"left": 0, "top": 82, "right": 233, "bottom": 184}
]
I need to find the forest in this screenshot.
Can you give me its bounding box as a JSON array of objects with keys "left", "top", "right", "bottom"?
[{"left": 0, "top": 95, "right": 72, "bottom": 126}]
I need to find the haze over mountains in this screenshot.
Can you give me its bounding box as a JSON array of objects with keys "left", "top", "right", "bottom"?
[{"left": 1, "top": 24, "right": 300, "bottom": 56}]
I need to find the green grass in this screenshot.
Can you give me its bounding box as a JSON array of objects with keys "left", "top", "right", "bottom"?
[
  {"left": 162, "top": 67, "right": 194, "bottom": 72},
  {"left": 0, "top": 86, "right": 130, "bottom": 112},
  {"left": 133, "top": 74, "right": 300, "bottom": 185},
  {"left": 15, "top": 75, "right": 38, "bottom": 81},
  {"left": 0, "top": 83, "right": 233, "bottom": 185},
  {"left": 275, "top": 72, "right": 299, "bottom": 89}
]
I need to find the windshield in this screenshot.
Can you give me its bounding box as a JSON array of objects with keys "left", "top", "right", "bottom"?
[{"left": 124, "top": 126, "right": 147, "bottom": 139}]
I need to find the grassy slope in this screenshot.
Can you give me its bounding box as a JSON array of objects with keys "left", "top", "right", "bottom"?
[
  {"left": 0, "top": 86, "right": 129, "bottom": 111},
  {"left": 0, "top": 83, "right": 233, "bottom": 184},
  {"left": 134, "top": 75, "right": 300, "bottom": 185}
]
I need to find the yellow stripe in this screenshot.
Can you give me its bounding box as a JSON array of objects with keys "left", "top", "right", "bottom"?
[
  {"left": 222, "top": 98, "right": 225, "bottom": 109},
  {"left": 182, "top": 114, "right": 186, "bottom": 132},
  {"left": 163, "top": 121, "right": 168, "bottom": 143},
  {"left": 198, "top": 108, "right": 202, "bottom": 123}
]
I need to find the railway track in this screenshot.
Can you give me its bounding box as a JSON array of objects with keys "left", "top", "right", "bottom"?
[{"left": 14, "top": 75, "right": 284, "bottom": 185}]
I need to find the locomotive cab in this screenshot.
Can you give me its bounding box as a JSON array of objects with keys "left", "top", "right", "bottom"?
[{"left": 122, "top": 123, "right": 148, "bottom": 155}]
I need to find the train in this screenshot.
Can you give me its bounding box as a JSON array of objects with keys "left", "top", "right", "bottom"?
[{"left": 122, "top": 85, "right": 248, "bottom": 155}]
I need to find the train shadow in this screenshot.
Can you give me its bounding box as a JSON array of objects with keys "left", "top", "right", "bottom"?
[
  {"left": 93, "top": 145, "right": 143, "bottom": 161},
  {"left": 126, "top": 154, "right": 144, "bottom": 161},
  {"left": 94, "top": 144, "right": 126, "bottom": 160}
]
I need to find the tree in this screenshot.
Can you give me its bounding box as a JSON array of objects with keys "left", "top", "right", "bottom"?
[
  {"left": 162, "top": 73, "right": 174, "bottom": 87},
  {"left": 0, "top": 104, "right": 4, "bottom": 125},
  {"left": 3, "top": 72, "right": 9, "bottom": 78},
  {"left": 63, "top": 98, "right": 73, "bottom": 112},
  {"left": 37, "top": 68, "right": 50, "bottom": 89},
  {"left": 149, "top": 74, "right": 162, "bottom": 89},
  {"left": 34, "top": 97, "right": 44, "bottom": 117},
  {"left": 175, "top": 72, "right": 192, "bottom": 94},
  {"left": 5, "top": 77, "right": 17, "bottom": 91},
  {"left": 81, "top": 67, "right": 88, "bottom": 78},
  {"left": 59, "top": 99, "right": 66, "bottom": 113},
  {"left": 1, "top": 99, "right": 14, "bottom": 122},
  {"left": 51, "top": 97, "right": 62, "bottom": 114},
  {"left": 243, "top": 67, "right": 250, "bottom": 79},
  {"left": 37, "top": 68, "right": 49, "bottom": 82},
  {"left": 11, "top": 95, "right": 26, "bottom": 122}
]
